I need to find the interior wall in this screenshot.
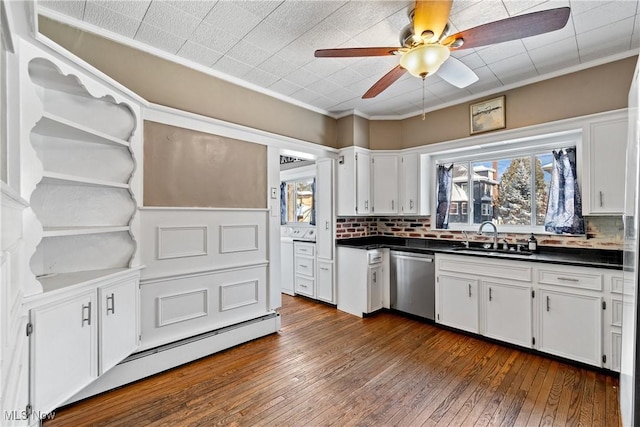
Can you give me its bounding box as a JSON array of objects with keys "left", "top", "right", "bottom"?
[
  {"left": 38, "top": 16, "right": 338, "bottom": 148},
  {"left": 144, "top": 121, "right": 267, "bottom": 208},
  {"left": 399, "top": 56, "right": 636, "bottom": 149},
  {"left": 369, "top": 120, "right": 402, "bottom": 150}
]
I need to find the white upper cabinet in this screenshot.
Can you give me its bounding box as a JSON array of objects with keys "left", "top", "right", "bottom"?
[
  {"left": 582, "top": 114, "right": 627, "bottom": 215},
  {"left": 316, "top": 158, "right": 334, "bottom": 260},
  {"left": 371, "top": 153, "right": 399, "bottom": 215},
  {"left": 336, "top": 147, "right": 371, "bottom": 216},
  {"left": 400, "top": 153, "right": 419, "bottom": 215}
]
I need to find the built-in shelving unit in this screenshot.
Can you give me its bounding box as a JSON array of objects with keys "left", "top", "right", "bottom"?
[{"left": 27, "top": 57, "right": 138, "bottom": 290}]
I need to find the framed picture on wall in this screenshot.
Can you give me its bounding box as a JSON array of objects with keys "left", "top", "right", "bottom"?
[{"left": 470, "top": 96, "right": 505, "bottom": 134}]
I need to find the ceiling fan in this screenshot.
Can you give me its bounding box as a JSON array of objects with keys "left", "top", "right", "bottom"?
[{"left": 315, "top": 0, "right": 571, "bottom": 99}]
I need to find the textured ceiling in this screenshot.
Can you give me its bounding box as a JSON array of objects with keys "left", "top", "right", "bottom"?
[{"left": 39, "top": 0, "right": 640, "bottom": 118}]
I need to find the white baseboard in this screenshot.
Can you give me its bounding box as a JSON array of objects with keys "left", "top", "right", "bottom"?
[{"left": 64, "top": 312, "right": 280, "bottom": 405}]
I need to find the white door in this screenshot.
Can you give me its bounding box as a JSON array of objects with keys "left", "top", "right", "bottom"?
[
  {"left": 368, "top": 265, "right": 383, "bottom": 312},
  {"left": 316, "top": 158, "right": 334, "bottom": 260},
  {"left": 280, "top": 240, "right": 294, "bottom": 296},
  {"left": 539, "top": 289, "right": 602, "bottom": 366},
  {"left": 587, "top": 119, "right": 626, "bottom": 214},
  {"left": 317, "top": 260, "right": 334, "bottom": 304},
  {"left": 372, "top": 154, "right": 399, "bottom": 214},
  {"left": 30, "top": 290, "right": 97, "bottom": 415},
  {"left": 437, "top": 275, "right": 479, "bottom": 333},
  {"left": 400, "top": 153, "right": 419, "bottom": 215},
  {"left": 356, "top": 151, "right": 371, "bottom": 214},
  {"left": 99, "top": 278, "right": 139, "bottom": 375},
  {"left": 482, "top": 281, "right": 532, "bottom": 348}
]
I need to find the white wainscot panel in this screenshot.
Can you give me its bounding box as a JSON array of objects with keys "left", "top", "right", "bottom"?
[
  {"left": 157, "top": 226, "right": 208, "bottom": 260},
  {"left": 220, "top": 280, "right": 258, "bottom": 311},
  {"left": 139, "top": 265, "right": 268, "bottom": 350},
  {"left": 220, "top": 225, "right": 258, "bottom": 254},
  {"left": 140, "top": 209, "right": 268, "bottom": 279},
  {"left": 157, "top": 289, "right": 208, "bottom": 327}
]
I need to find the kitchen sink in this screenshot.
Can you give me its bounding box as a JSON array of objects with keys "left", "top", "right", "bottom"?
[{"left": 450, "top": 246, "right": 534, "bottom": 256}]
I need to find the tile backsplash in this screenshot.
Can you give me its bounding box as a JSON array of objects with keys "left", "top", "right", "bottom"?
[{"left": 336, "top": 216, "right": 624, "bottom": 250}]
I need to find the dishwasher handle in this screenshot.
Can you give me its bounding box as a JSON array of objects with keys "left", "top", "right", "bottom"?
[{"left": 390, "top": 251, "right": 434, "bottom": 262}]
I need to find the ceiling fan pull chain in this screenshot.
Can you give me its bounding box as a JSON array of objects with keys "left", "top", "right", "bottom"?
[{"left": 422, "top": 77, "right": 426, "bottom": 121}]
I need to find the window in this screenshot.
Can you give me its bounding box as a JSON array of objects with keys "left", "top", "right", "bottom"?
[
  {"left": 449, "top": 202, "right": 458, "bottom": 215},
  {"left": 282, "top": 178, "right": 314, "bottom": 224},
  {"left": 435, "top": 135, "right": 578, "bottom": 231}
]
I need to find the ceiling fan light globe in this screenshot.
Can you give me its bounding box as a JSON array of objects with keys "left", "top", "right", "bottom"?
[{"left": 400, "top": 44, "right": 450, "bottom": 78}]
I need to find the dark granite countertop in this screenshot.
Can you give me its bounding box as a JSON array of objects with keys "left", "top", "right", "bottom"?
[{"left": 336, "top": 236, "right": 623, "bottom": 270}]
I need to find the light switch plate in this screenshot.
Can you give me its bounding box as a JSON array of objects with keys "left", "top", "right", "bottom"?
[{"left": 270, "top": 187, "right": 278, "bottom": 199}]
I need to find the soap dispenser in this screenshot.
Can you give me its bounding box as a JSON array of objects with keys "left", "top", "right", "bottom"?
[{"left": 528, "top": 234, "right": 538, "bottom": 252}]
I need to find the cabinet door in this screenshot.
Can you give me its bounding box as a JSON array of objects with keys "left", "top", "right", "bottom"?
[
  {"left": 372, "top": 154, "right": 399, "bottom": 214},
  {"left": 316, "top": 159, "right": 334, "bottom": 260},
  {"left": 400, "top": 153, "right": 419, "bottom": 215},
  {"left": 31, "top": 291, "right": 97, "bottom": 415},
  {"left": 317, "top": 260, "right": 334, "bottom": 304},
  {"left": 437, "top": 275, "right": 479, "bottom": 333},
  {"left": 356, "top": 151, "right": 371, "bottom": 214},
  {"left": 99, "top": 278, "right": 139, "bottom": 375},
  {"left": 482, "top": 281, "right": 532, "bottom": 348},
  {"left": 586, "top": 118, "right": 626, "bottom": 214},
  {"left": 367, "top": 265, "right": 384, "bottom": 313},
  {"left": 538, "top": 289, "right": 602, "bottom": 366}
]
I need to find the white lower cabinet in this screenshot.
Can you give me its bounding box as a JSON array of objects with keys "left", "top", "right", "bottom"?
[
  {"left": 98, "top": 278, "right": 140, "bottom": 375},
  {"left": 436, "top": 253, "right": 620, "bottom": 369},
  {"left": 316, "top": 260, "right": 335, "bottom": 304},
  {"left": 482, "top": 281, "right": 532, "bottom": 348},
  {"left": 336, "top": 247, "right": 387, "bottom": 317},
  {"left": 437, "top": 275, "right": 479, "bottom": 334},
  {"left": 367, "top": 264, "right": 384, "bottom": 313},
  {"left": 30, "top": 290, "right": 98, "bottom": 416},
  {"left": 538, "top": 289, "right": 602, "bottom": 366},
  {"left": 29, "top": 273, "right": 140, "bottom": 415},
  {"left": 294, "top": 241, "right": 316, "bottom": 298}
]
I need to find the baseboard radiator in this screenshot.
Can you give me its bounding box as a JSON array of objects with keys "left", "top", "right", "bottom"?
[{"left": 65, "top": 312, "right": 281, "bottom": 405}]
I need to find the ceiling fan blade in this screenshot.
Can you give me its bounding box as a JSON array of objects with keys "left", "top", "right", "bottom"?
[
  {"left": 413, "top": 0, "right": 452, "bottom": 43},
  {"left": 438, "top": 57, "right": 478, "bottom": 88},
  {"left": 363, "top": 65, "right": 407, "bottom": 99},
  {"left": 314, "top": 47, "right": 399, "bottom": 58},
  {"left": 443, "top": 7, "right": 571, "bottom": 50}
]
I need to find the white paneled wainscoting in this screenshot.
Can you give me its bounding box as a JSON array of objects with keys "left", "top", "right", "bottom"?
[{"left": 67, "top": 207, "right": 280, "bottom": 403}]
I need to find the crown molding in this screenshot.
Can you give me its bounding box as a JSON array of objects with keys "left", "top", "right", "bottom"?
[{"left": 36, "top": 6, "right": 640, "bottom": 124}]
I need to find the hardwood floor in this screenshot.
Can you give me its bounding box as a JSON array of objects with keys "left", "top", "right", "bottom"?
[{"left": 45, "top": 295, "right": 620, "bottom": 426}]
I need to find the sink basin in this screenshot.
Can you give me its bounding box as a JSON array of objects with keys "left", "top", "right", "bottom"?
[{"left": 450, "top": 246, "right": 533, "bottom": 256}]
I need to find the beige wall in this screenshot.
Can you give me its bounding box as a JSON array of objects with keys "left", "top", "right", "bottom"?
[
  {"left": 144, "top": 121, "right": 267, "bottom": 208},
  {"left": 39, "top": 16, "right": 338, "bottom": 148},
  {"left": 398, "top": 56, "right": 636, "bottom": 149}
]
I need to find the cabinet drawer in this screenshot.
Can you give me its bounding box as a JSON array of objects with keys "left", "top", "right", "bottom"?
[
  {"left": 538, "top": 268, "right": 602, "bottom": 291},
  {"left": 295, "top": 257, "right": 315, "bottom": 277},
  {"left": 295, "top": 243, "right": 315, "bottom": 257},
  {"left": 295, "top": 276, "right": 315, "bottom": 297}
]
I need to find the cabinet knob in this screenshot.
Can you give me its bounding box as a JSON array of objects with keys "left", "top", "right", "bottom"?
[
  {"left": 599, "top": 191, "right": 604, "bottom": 207},
  {"left": 468, "top": 284, "right": 472, "bottom": 297},
  {"left": 410, "top": 200, "right": 414, "bottom": 210},
  {"left": 546, "top": 296, "right": 550, "bottom": 312},
  {"left": 489, "top": 287, "right": 492, "bottom": 301}
]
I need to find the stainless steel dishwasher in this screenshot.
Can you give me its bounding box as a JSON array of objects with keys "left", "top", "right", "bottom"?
[{"left": 390, "top": 251, "right": 435, "bottom": 320}]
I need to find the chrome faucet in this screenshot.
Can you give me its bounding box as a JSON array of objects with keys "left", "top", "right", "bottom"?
[
  {"left": 478, "top": 221, "right": 498, "bottom": 249},
  {"left": 462, "top": 231, "right": 470, "bottom": 248}
]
